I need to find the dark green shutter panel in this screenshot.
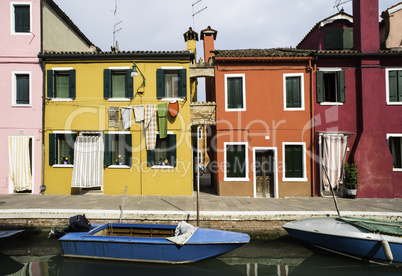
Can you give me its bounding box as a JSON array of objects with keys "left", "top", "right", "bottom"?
[
  {"left": 343, "top": 28, "right": 353, "bottom": 50},
  {"left": 16, "top": 75, "right": 29, "bottom": 104},
  {"left": 47, "top": 70, "right": 54, "bottom": 98},
  {"left": 69, "top": 133, "right": 77, "bottom": 164},
  {"left": 147, "top": 150, "right": 155, "bottom": 167},
  {"left": 49, "top": 134, "right": 57, "bottom": 165},
  {"left": 398, "top": 71, "right": 402, "bottom": 102},
  {"left": 69, "top": 70, "right": 76, "bottom": 99},
  {"left": 316, "top": 71, "right": 324, "bottom": 103},
  {"left": 337, "top": 70, "right": 346, "bottom": 103},
  {"left": 125, "top": 134, "right": 132, "bottom": 166},
  {"left": 103, "top": 69, "right": 111, "bottom": 99},
  {"left": 226, "top": 145, "right": 245, "bottom": 178},
  {"left": 293, "top": 146, "right": 303, "bottom": 178},
  {"left": 156, "top": 69, "right": 164, "bottom": 98},
  {"left": 286, "top": 77, "right": 300, "bottom": 108},
  {"left": 125, "top": 69, "right": 133, "bottom": 98},
  {"left": 227, "top": 77, "right": 243, "bottom": 109},
  {"left": 15, "top": 5, "right": 30, "bottom": 32},
  {"left": 226, "top": 145, "right": 235, "bottom": 177},
  {"left": 179, "top": 69, "right": 187, "bottom": 98},
  {"left": 285, "top": 146, "right": 294, "bottom": 178},
  {"left": 168, "top": 134, "right": 177, "bottom": 167},
  {"left": 325, "top": 28, "right": 342, "bottom": 50},
  {"left": 104, "top": 134, "right": 112, "bottom": 166},
  {"left": 389, "top": 71, "right": 398, "bottom": 102}
]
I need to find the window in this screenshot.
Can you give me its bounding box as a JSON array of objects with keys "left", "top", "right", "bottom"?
[
  {"left": 325, "top": 28, "right": 353, "bottom": 50},
  {"left": 198, "top": 127, "right": 202, "bottom": 139},
  {"left": 316, "top": 70, "right": 346, "bottom": 104},
  {"left": 386, "top": 69, "right": 402, "bottom": 105},
  {"left": 198, "top": 151, "right": 203, "bottom": 163},
  {"left": 224, "top": 142, "right": 248, "bottom": 181},
  {"left": 388, "top": 135, "right": 402, "bottom": 171},
  {"left": 284, "top": 73, "right": 304, "bottom": 110},
  {"left": 147, "top": 134, "right": 177, "bottom": 167},
  {"left": 156, "top": 68, "right": 187, "bottom": 99},
  {"left": 12, "top": 72, "right": 30, "bottom": 106},
  {"left": 283, "top": 143, "right": 307, "bottom": 181},
  {"left": 104, "top": 68, "right": 133, "bottom": 100},
  {"left": 225, "top": 74, "right": 246, "bottom": 111},
  {"left": 104, "top": 133, "right": 132, "bottom": 167},
  {"left": 49, "top": 133, "right": 77, "bottom": 166},
  {"left": 47, "top": 69, "right": 76, "bottom": 100},
  {"left": 12, "top": 3, "right": 30, "bottom": 34}
]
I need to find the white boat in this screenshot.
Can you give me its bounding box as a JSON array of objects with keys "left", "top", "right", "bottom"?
[{"left": 283, "top": 216, "right": 402, "bottom": 265}]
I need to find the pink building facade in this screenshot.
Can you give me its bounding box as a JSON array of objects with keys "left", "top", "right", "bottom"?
[{"left": 0, "top": 0, "right": 43, "bottom": 194}]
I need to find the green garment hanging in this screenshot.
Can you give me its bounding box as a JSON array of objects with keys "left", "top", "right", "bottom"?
[{"left": 158, "top": 103, "right": 168, "bottom": 139}]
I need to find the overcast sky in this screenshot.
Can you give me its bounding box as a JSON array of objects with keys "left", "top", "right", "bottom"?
[{"left": 54, "top": 0, "right": 401, "bottom": 53}]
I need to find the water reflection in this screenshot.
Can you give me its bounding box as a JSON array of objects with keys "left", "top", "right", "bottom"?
[{"left": 1, "top": 235, "right": 401, "bottom": 276}]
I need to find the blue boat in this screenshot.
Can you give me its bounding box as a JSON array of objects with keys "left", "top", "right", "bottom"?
[
  {"left": 59, "top": 222, "right": 250, "bottom": 264},
  {"left": 283, "top": 216, "right": 402, "bottom": 265}
]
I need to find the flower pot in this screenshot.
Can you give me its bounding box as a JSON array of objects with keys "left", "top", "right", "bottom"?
[
  {"left": 63, "top": 161, "right": 67, "bottom": 165},
  {"left": 344, "top": 188, "right": 357, "bottom": 198},
  {"left": 119, "top": 162, "right": 122, "bottom": 165}
]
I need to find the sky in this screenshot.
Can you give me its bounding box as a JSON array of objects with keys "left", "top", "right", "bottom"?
[{"left": 53, "top": 0, "right": 402, "bottom": 100}]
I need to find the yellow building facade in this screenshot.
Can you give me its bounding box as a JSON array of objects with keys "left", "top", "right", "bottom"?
[{"left": 40, "top": 51, "right": 195, "bottom": 195}]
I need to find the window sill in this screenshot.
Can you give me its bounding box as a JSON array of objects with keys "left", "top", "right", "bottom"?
[
  {"left": 224, "top": 177, "right": 249, "bottom": 182},
  {"left": 51, "top": 98, "right": 73, "bottom": 102},
  {"left": 393, "top": 168, "right": 402, "bottom": 172},
  {"left": 151, "top": 165, "right": 174, "bottom": 169},
  {"left": 225, "top": 108, "right": 246, "bottom": 112},
  {"left": 11, "top": 32, "right": 32, "bottom": 36},
  {"left": 108, "top": 98, "right": 131, "bottom": 102},
  {"left": 387, "top": 102, "right": 402, "bottom": 106},
  {"left": 12, "top": 104, "right": 32, "bottom": 107},
  {"left": 282, "top": 177, "right": 308, "bottom": 182},
  {"left": 284, "top": 108, "right": 305, "bottom": 111},
  {"left": 320, "top": 102, "right": 344, "bottom": 106},
  {"left": 161, "top": 98, "right": 184, "bottom": 102},
  {"left": 108, "top": 165, "right": 130, "bottom": 169},
  {"left": 53, "top": 164, "right": 73, "bottom": 168}
]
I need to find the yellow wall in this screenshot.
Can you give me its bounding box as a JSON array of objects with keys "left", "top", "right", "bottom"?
[{"left": 44, "top": 59, "right": 193, "bottom": 195}]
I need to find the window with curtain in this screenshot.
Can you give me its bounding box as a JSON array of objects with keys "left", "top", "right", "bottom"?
[
  {"left": 165, "top": 71, "right": 180, "bottom": 98},
  {"left": 284, "top": 144, "right": 303, "bottom": 178},
  {"left": 316, "top": 70, "right": 346, "bottom": 103},
  {"left": 14, "top": 4, "right": 30, "bottom": 33},
  {"left": 147, "top": 134, "right": 177, "bottom": 167},
  {"left": 387, "top": 70, "right": 402, "bottom": 104},
  {"left": 103, "top": 69, "right": 133, "bottom": 99},
  {"left": 388, "top": 136, "right": 402, "bottom": 169},
  {"left": 112, "top": 70, "right": 126, "bottom": 98},
  {"left": 47, "top": 69, "right": 76, "bottom": 99},
  {"left": 15, "top": 74, "right": 30, "bottom": 105},
  {"left": 156, "top": 69, "right": 187, "bottom": 99},
  {"left": 225, "top": 144, "right": 247, "bottom": 179}
]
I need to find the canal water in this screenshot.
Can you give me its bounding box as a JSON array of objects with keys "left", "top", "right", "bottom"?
[{"left": 0, "top": 231, "right": 400, "bottom": 276}]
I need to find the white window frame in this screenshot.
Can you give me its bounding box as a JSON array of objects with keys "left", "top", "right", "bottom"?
[
  {"left": 225, "top": 74, "right": 246, "bottom": 112},
  {"left": 159, "top": 66, "right": 185, "bottom": 102},
  {"left": 107, "top": 66, "right": 131, "bottom": 102},
  {"left": 151, "top": 131, "right": 175, "bottom": 169},
  {"left": 12, "top": 71, "right": 32, "bottom": 107},
  {"left": 385, "top": 68, "right": 402, "bottom": 106},
  {"left": 317, "top": 67, "right": 344, "bottom": 106},
  {"left": 283, "top": 73, "right": 305, "bottom": 111},
  {"left": 52, "top": 131, "right": 76, "bottom": 168},
  {"left": 50, "top": 67, "right": 74, "bottom": 102},
  {"left": 386, "top": 133, "right": 402, "bottom": 172},
  {"left": 10, "top": 2, "right": 32, "bottom": 35},
  {"left": 224, "top": 142, "right": 249, "bottom": 181},
  {"left": 282, "top": 142, "right": 308, "bottom": 182}
]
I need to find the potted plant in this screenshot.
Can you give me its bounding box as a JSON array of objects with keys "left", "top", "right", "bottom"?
[{"left": 343, "top": 162, "right": 359, "bottom": 198}]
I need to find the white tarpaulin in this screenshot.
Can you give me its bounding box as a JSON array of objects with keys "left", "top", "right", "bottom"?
[
  {"left": 320, "top": 134, "right": 348, "bottom": 191},
  {"left": 166, "top": 221, "right": 198, "bottom": 246},
  {"left": 8, "top": 136, "right": 32, "bottom": 192},
  {"left": 72, "top": 136, "right": 104, "bottom": 188}
]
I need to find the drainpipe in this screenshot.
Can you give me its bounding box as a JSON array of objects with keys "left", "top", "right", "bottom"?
[
  {"left": 39, "top": 1, "right": 46, "bottom": 195},
  {"left": 309, "top": 58, "right": 316, "bottom": 197}
]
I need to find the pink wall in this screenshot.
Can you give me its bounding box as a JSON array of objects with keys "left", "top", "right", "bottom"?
[{"left": 0, "top": 0, "right": 42, "bottom": 194}]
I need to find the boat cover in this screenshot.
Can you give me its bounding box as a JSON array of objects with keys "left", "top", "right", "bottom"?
[
  {"left": 166, "top": 221, "right": 198, "bottom": 246},
  {"left": 341, "top": 217, "right": 402, "bottom": 236}
]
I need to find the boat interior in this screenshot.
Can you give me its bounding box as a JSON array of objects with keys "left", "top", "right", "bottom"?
[{"left": 91, "top": 225, "right": 175, "bottom": 238}]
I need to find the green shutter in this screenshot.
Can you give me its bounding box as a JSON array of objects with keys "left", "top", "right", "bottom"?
[
  {"left": 125, "top": 134, "right": 132, "bottom": 166},
  {"left": 226, "top": 145, "right": 245, "bottom": 178},
  {"left": 227, "top": 77, "right": 243, "bottom": 109},
  {"left": 49, "top": 134, "right": 57, "bottom": 165},
  {"left": 389, "top": 71, "right": 398, "bottom": 102},
  {"left": 103, "top": 69, "right": 111, "bottom": 99},
  {"left": 16, "top": 75, "right": 29, "bottom": 104},
  {"left": 69, "top": 133, "right": 77, "bottom": 164},
  {"left": 285, "top": 146, "right": 293, "bottom": 178},
  {"left": 69, "top": 70, "right": 76, "bottom": 99},
  {"left": 316, "top": 71, "right": 324, "bottom": 103},
  {"left": 285, "top": 145, "right": 303, "bottom": 178},
  {"left": 47, "top": 70, "right": 54, "bottom": 98},
  {"left": 147, "top": 150, "right": 155, "bottom": 167},
  {"left": 398, "top": 71, "right": 402, "bottom": 102},
  {"left": 343, "top": 28, "right": 353, "bottom": 50},
  {"left": 226, "top": 145, "right": 235, "bottom": 177},
  {"left": 286, "top": 77, "right": 301, "bottom": 108},
  {"left": 179, "top": 69, "right": 187, "bottom": 98},
  {"left": 15, "top": 5, "right": 30, "bottom": 32},
  {"left": 168, "top": 134, "right": 177, "bottom": 167},
  {"left": 337, "top": 70, "right": 346, "bottom": 103},
  {"left": 325, "top": 28, "right": 342, "bottom": 50},
  {"left": 125, "top": 69, "right": 133, "bottom": 98},
  {"left": 104, "top": 134, "right": 112, "bottom": 166},
  {"left": 156, "top": 69, "right": 164, "bottom": 98}
]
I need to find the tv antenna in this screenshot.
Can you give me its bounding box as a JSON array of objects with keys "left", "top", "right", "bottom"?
[
  {"left": 112, "top": 0, "right": 122, "bottom": 51},
  {"left": 192, "top": 0, "right": 207, "bottom": 29},
  {"left": 334, "top": 0, "right": 352, "bottom": 11}
]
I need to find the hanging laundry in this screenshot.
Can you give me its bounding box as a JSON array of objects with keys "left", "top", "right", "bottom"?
[
  {"left": 144, "top": 104, "right": 156, "bottom": 150},
  {"left": 133, "top": 104, "right": 145, "bottom": 123},
  {"left": 108, "top": 106, "right": 119, "bottom": 128},
  {"left": 158, "top": 103, "right": 168, "bottom": 139},
  {"left": 121, "top": 106, "right": 132, "bottom": 130}
]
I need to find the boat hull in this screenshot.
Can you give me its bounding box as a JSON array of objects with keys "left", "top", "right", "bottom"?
[
  {"left": 0, "top": 230, "right": 24, "bottom": 247},
  {"left": 59, "top": 223, "right": 250, "bottom": 264},
  {"left": 283, "top": 217, "right": 402, "bottom": 265}
]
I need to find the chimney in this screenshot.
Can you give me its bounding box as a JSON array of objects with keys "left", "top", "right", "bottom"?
[
  {"left": 353, "top": 0, "right": 380, "bottom": 53},
  {"left": 201, "top": 26, "right": 217, "bottom": 63},
  {"left": 183, "top": 27, "right": 199, "bottom": 58}
]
